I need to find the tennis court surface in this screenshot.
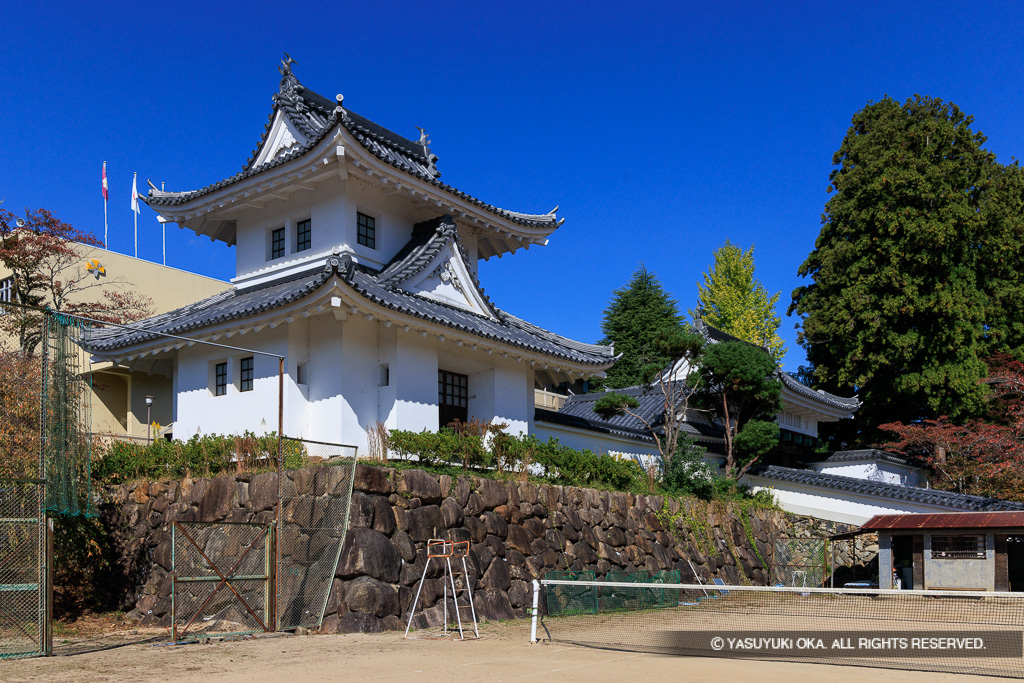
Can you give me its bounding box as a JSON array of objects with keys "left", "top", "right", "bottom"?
[
  {"left": 539, "top": 579, "right": 1024, "bottom": 679},
  {"left": 0, "top": 620, "right": 1004, "bottom": 683}
]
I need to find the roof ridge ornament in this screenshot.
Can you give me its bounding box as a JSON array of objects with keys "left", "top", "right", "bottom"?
[
  {"left": 278, "top": 53, "right": 302, "bottom": 98},
  {"left": 335, "top": 94, "right": 349, "bottom": 123},
  {"left": 415, "top": 126, "right": 440, "bottom": 178}
]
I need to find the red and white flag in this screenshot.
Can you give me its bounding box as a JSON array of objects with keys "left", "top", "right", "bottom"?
[
  {"left": 131, "top": 173, "right": 140, "bottom": 215},
  {"left": 102, "top": 162, "right": 108, "bottom": 201}
]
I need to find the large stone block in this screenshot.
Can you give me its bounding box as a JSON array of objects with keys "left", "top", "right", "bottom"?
[
  {"left": 249, "top": 472, "right": 278, "bottom": 512},
  {"left": 390, "top": 529, "right": 417, "bottom": 563},
  {"left": 463, "top": 516, "right": 486, "bottom": 544},
  {"left": 348, "top": 491, "right": 375, "bottom": 528},
  {"left": 473, "top": 589, "right": 514, "bottom": 622},
  {"left": 407, "top": 505, "right": 444, "bottom": 542},
  {"left": 337, "top": 527, "right": 402, "bottom": 583},
  {"left": 354, "top": 464, "right": 393, "bottom": 495},
  {"left": 338, "top": 612, "right": 382, "bottom": 634},
  {"left": 455, "top": 477, "right": 471, "bottom": 507},
  {"left": 508, "top": 580, "right": 531, "bottom": 608},
  {"left": 397, "top": 469, "right": 442, "bottom": 504},
  {"left": 343, "top": 576, "right": 400, "bottom": 617},
  {"left": 441, "top": 497, "right": 464, "bottom": 528},
  {"left": 372, "top": 496, "right": 396, "bottom": 535},
  {"left": 197, "top": 475, "right": 236, "bottom": 522},
  {"left": 476, "top": 479, "right": 508, "bottom": 510},
  {"left": 507, "top": 524, "right": 533, "bottom": 555},
  {"left": 481, "top": 511, "right": 507, "bottom": 539},
  {"left": 481, "top": 556, "right": 511, "bottom": 591}
]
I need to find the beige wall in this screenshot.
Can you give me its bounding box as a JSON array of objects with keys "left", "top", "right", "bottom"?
[{"left": 0, "top": 242, "right": 231, "bottom": 438}]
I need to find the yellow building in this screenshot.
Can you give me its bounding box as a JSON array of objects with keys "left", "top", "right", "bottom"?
[{"left": 0, "top": 244, "right": 230, "bottom": 440}]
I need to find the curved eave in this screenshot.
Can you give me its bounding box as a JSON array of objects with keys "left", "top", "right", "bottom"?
[
  {"left": 86, "top": 274, "right": 612, "bottom": 380},
  {"left": 147, "top": 125, "right": 563, "bottom": 253}
]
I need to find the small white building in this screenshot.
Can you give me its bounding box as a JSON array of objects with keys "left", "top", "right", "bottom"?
[{"left": 82, "top": 57, "right": 614, "bottom": 450}]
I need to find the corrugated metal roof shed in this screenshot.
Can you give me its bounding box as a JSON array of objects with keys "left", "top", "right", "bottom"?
[{"left": 861, "top": 512, "right": 1024, "bottom": 530}]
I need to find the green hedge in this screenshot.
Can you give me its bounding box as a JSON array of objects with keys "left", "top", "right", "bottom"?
[
  {"left": 92, "top": 432, "right": 306, "bottom": 484},
  {"left": 388, "top": 428, "right": 646, "bottom": 491}
]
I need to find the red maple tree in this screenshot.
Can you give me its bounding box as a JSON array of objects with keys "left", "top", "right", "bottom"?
[
  {"left": 879, "top": 359, "right": 1024, "bottom": 502},
  {"left": 0, "top": 207, "right": 153, "bottom": 354}
]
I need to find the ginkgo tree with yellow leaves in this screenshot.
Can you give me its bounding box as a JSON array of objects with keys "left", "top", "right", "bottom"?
[{"left": 690, "top": 240, "right": 785, "bottom": 363}]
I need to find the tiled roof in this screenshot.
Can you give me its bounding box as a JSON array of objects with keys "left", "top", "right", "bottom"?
[
  {"left": 820, "top": 449, "right": 913, "bottom": 467},
  {"left": 146, "top": 58, "right": 562, "bottom": 229},
  {"left": 779, "top": 372, "right": 860, "bottom": 410},
  {"left": 81, "top": 228, "right": 612, "bottom": 367},
  {"left": 535, "top": 384, "right": 725, "bottom": 444},
  {"left": 748, "top": 465, "right": 1024, "bottom": 512},
  {"left": 692, "top": 319, "right": 860, "bottom": 411}
]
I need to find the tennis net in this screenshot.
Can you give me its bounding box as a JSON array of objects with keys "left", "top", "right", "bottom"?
[{"left": 536, "top": 578, "right": 1024, "bottom": 678}]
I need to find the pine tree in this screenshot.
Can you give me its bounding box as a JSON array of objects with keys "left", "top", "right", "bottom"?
[
  {"left": 690, "top": 240, "right": 785, "bottom": 362},
  {"left": 597, "top": 265, "right": 684, "bottom": 389}
]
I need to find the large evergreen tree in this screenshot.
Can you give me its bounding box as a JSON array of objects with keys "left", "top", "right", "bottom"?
[
  {"left": 598, "top": 265, "right": 684, "bottom": 389},
  {"left": 690, "top": 239, "right": 786, "bottom": 362},
  {"left": 789, "top": 95, "right": 1024, "bottom": 440}
]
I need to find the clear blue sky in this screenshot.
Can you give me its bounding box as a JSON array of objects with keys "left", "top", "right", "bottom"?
[{"left": 3, "top": 1, "right": 1023, "bottom": 372}]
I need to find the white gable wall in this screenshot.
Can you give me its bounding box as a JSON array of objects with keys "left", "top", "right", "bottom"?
[{"left": 812, "top": 461, "right": 923, "bottom": 487}]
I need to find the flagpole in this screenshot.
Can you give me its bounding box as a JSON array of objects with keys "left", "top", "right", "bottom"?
[
  {"left": 162, "top": 181, "right": 166, "bottom": 265},
  {"left": 133, "top": 172, "right": 138, "bottom": 259},
  {"left": 102, "top": 161, "right": 109, "bottom": 248}
]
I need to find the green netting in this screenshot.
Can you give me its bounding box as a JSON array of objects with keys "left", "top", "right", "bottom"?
[
  {"left": 41, "top": 311, "right": 93, "bottom": 517},
  {"left": 649, "top": 570, "right": 681, "bottom": 583},
  {"left": 544, "top": 571, "right": 597, "bottom": 616},
  {"left": 598, "top": 570, "right": 682, "bottom": 611}
]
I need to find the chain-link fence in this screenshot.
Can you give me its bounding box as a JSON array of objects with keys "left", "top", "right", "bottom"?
[
  {"left": 0, "top": 481, "right": 45, "bottom": 660},
  {"left": 276, "top": 438, "right": 358, "bottom": 631},
  {"left": 770, "top": 537, "right": 829, "bottom": 587},
  {"left": 1, "top": 303, "right": 93, "bottom": 659},
  {"left": 171, "top": 521, "right": 272, "bottom": 641}
]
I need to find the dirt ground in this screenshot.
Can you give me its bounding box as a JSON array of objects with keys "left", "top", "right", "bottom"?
[{"left": 0, "top": 620, "right": 1006, "bottom": 683}]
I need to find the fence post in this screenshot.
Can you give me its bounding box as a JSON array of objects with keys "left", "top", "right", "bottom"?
[
  {"left": 530, "top": 579, "right": 540, "bottom": 643},
  {"left": 267, "top": 522, "right": 276, "bottom": 631}
]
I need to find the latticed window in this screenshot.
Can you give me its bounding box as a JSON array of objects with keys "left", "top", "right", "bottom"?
[
  {"left": 0, "top": 276, "right": 12, "bottom": 315},
  {"left": 296, "top": 219, "right": 311, "bottom": 252},
  {"left": 215, "top": 362, "right": 227, "bottom": 396},
  {"left": 931, "top": 535, "right": 985, "bottom": 559},
  {"left": 357, "top": 212, "right": 376, "bottom": 249},
  {"left": 240, "top": 357, "right": 254, "bottom": 392},
  {"left": 438, "top": 369, "right": 468, "bottom": 427},
  {"left": 271, "top": 227, "right": 285, "bottom": 259}
]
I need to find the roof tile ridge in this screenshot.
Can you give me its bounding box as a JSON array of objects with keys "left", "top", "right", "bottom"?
[{"left": 500, "top": 312, "right": 614, "bottom": 356}]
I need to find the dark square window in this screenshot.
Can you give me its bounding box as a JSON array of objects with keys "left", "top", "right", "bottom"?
[
  {"left": 271, "top": 227, "right": 285, "bottom": 259},
  {"left": 438, "top": 369, "right": 468, "bottom": 427},
  {"left": 215, "top": 362, "right": 227, "bottom": 396},
  {"left": 357, "top": 212, "right": 376, "bottom": 249},
  {"left": 296, "top": 219, "right": 311, "bottom": 252},
  {"left": 240, "top": 357, "right": 254, "bottom": 392}
]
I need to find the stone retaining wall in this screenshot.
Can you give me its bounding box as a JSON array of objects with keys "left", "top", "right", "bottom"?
[{"left": 100, "top": 464, "right": 877, "bottom": 633}]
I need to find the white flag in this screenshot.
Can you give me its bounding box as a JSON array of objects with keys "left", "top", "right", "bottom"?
[{"left": 131, "top": 173, "right": 140, "bottom": 215}]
